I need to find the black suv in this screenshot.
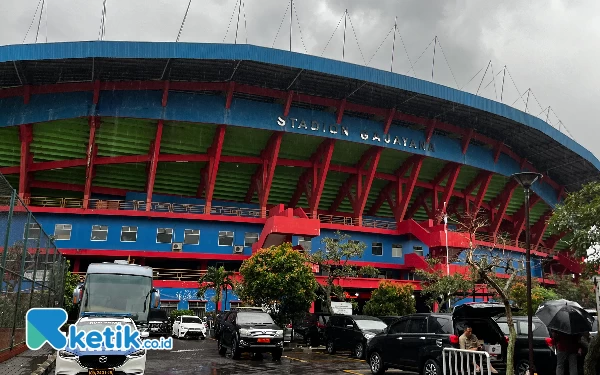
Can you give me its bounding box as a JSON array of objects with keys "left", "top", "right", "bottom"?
[
  {"left": 324, "top": 315, "right": 388, "bottom": 359},
  {"left": 495, "top": 316, "right": 556, "bottom": 375},
  {"left": 294, "top": 312, "right": 330, "bottom": 346},
  {"left": 148, "top": 308, "right": 170, "bottom": 337},
  {"left": 366, "top": 303, "right": 509, "bottom": 375},
  {"left": 216, "top": 310, "right": 284, "bottom": 360}
]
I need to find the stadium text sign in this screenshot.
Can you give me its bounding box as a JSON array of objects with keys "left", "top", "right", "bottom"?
[{"left": 276, "top": 116, "right": 435, "bottom": 152}]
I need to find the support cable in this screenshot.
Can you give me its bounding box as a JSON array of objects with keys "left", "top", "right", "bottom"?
[
  {"left": 176, "top": 0, "right": 193, "bottom": 42},
  {"left": 98, "top": 0, "right": 107, "bottom": 41},
  {"left": 320, "top": 12, "right": 345, "bottom": 57},
  {"left": 366, "top": 26, "right": 394, "bottom": 66},
  {"left": 346, "top": 10, "right": 367, "bottom": 65},
  {"left": 292, "top": 1, "right": 308, "bottom": 54},
  {"left": 398, "top": 31, "right": 416, "bottom": 77},
  {"left": 505, "top": 67, "right": 528, "bottom": 107},
  {"left": 223, "top": 0, "right": 239, "bottom": 43},
  {"left": 235, "top": 0, "right": 242, "bottom": 44},
  {"left": 459, "top": 64, "right": 485, "bottom": 90},
  {"left": 242, "top": 0, "right": 247, "bottom": 44},
  {"left": 405, "top": 37, "right": 435, "bottom": 76},
  {"left": 436, "top": 38, "right": 459, "bottom": 88},
  {"left": 272, "top": 2, "right": 290, "bottom": 48},
  {"left": 35, "top": 0, "right": 46, "bottom": 43},
  {"left": 22, "top": 0, "right": 44, "bottom": 43},
  {"left": 476, "top": 60, "right": 491, "bottom": 95}
]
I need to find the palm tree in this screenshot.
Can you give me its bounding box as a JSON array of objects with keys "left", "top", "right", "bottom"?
[{"left": 197, "top": 266, "right": 234, "bottom": 314}]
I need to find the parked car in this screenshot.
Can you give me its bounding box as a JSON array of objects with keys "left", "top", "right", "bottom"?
[
  {"left": 495, "top": 316, "right": 556, "bottom": 375},
  {"left": 324, "top": 315, "right": 388, "bottom": 359},
  {"left": 378, "top": 316, "right": 403, "bottom": 327},
  {"left": 172, "top": 315, "right": 207, "bottom": 339},
  {"left": 55, "top": 315, "right": 148, "bottom": 375},
  {"left": 148, "top": 308, "right": 170, "bottom": 337},
  {"left": 366, "top": 303, "right": 510, "bottom": 375},
  {"left": 294, "top": 312, "right": 330, "bottom": 346},
  {"left": 216, "top": 310, "right": 284, "bottom": 360}
]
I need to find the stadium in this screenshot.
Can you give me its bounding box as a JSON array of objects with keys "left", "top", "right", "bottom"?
[{"left": 1, "top": 41, "right": 598, "bottom": 315}]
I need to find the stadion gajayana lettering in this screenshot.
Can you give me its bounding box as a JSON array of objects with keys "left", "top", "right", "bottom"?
[{"left": 276, "top": 116, "right": 435, "bottom": 152}]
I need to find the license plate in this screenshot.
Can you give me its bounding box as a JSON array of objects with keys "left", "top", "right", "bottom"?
[
  {"left": 257, "top": 338, "right": 270, "bottom": 343},
  {"left": 89, "top": 370, "right": 114, "bottom": 375}
]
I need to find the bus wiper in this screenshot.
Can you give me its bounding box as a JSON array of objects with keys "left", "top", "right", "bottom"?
[
  {"left": 142, "top": 289, "right": 152, "bottom": 313},
  {"left": 83, "top": 288, "right": 89, "bottom": 308}
]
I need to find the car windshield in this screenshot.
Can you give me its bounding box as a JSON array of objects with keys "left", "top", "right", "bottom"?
[
  {"left": 237, "top": 313, "right": 274, "bottom": 325},
  {"left": 355, "top": 319, "right": 387, "bottom": 331},
  {"left": 182, "top": 317, "right": 201, "bottom": 324},
  {"left": 80, "top": 273, "right": 153, "bottom": 323}
]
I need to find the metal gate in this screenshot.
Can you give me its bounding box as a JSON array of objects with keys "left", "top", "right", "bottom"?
[{"left": 442, "top": 347, "right": 492, "bottom": 375}]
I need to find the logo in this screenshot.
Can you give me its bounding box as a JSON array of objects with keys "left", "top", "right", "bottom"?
[
  {"left": 99, "top": 356, "right": 107, "bottom": 363},
  {"left": 26, "top": 308, "right": 172, "bottom": 352}
]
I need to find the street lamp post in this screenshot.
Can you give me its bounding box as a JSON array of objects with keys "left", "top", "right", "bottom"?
[{"left": 511, "top": 172, "right": 543, "bottom": 375}]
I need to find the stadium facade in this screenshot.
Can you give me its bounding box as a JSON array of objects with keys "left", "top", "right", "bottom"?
[{"left": 1, "top": 41, "right": 598, "bottom": 314}]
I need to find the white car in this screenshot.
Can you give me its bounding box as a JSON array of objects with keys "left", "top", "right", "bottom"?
[
  {"left": 172, "top": 315, "right": 207, "bottom": 339},
  {"left": 55, "top": 316, "right": 148, "bottom": 375}
]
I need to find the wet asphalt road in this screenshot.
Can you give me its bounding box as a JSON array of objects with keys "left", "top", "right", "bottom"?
[{"left": 144, "top": 337, "right": 407, "bottom": 375}]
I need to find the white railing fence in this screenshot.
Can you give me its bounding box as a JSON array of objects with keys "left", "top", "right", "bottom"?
[{"left": 442, "top": 348, "right": 492, "bottom": 375}]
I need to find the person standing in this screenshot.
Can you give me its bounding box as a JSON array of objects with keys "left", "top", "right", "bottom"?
[{"left": 552, "top": 330, "right": 580, "bottom": 375}]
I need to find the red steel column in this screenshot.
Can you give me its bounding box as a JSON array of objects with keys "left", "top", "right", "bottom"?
[
  {"left": 18, "top": 124, "right": 33, "bottom": 200},
  {"left": 83, "top": 117, "right": 100, "bottom": 209},
  {"left": 198, "top": 125, "right": 226, "bottom": 214},
  {"left": 246, "top": 132, "right": 283, "bottom": 218},
  {"left": 145, "top": 120, "right": 164, "bottom": 211}
]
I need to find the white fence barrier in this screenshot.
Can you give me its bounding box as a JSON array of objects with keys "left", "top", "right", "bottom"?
[{"left": 442, "top": 348, "right": 492, "bottom": 375}]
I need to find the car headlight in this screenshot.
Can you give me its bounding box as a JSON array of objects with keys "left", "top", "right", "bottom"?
[
  {"left": 58, "top": 350, "right": 77, "bottom": 359},
  {"left": 128, "top": 349, "right": 146, "bottom": 358},
  {"left": 239, "top": 328, "right": 251, "bottom": 336},
  {"left": 274, "top": 330, "right": 283, "bottom": 337}
]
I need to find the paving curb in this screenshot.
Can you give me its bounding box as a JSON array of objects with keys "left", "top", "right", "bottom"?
[{"left": 30, "top": 353, "right": 55, "bottom": 375}]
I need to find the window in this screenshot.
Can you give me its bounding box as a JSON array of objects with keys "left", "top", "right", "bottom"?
[
  {"left": 188, "top": 301, "right": 207, "bottom": 318},
  {"left": 54, "top": 224, "right": 72, "bottom": 240},
  {"left": 160, "top": 301, "right": 179, "bottom": 316},
  {"left": 244, "top": 233, "right": 259, "bottom": 247},
  {"left": 156, "top": 228, "right": 173, "bottom": 244},
  {"left": 91, "top": 225, "right": 108, "bottom": 241},
  {"left": 298, "top": 236, "right": 312, "bottom": 252},
  {"left": 184, "top": 229, "right": 200, "bottom": 245},
  {"left": 406, "top": 318, "right": 427, "bottom": 334},
  {"left": 229, "top": 301, "right": 243, "bottom": 310},
  {"left": 428, "top": 317, "right": 453, "bottom": 334},
  {"left": 218, "top": 231, "right": 234, "bottom": 246},
  {"left": 120, "top": 226, "right": 138, "bottom": 242},
  {"left": 389, "top": 319, "right": 408, "bottom": 334},
  {"left": 24, "top": 223, "right": 40, "bottom": 240},
  {"left": 392, "top": 244, "right": 403, "bottom": 257},
  {"left": 413, "top": 246, "right": 424, "bottom": 257},
  {"left": 372, "top": 242, "right": 383, "bottom": 256}
]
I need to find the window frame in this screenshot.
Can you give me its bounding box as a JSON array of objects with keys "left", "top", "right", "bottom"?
[
  {"left": 91, "top": 225, "right": 108, "bottom": 241},
  {"left": 244, "top": 232, "right": 259, "bottom": 247},
  {"left": 54, "top": 224, "right": 72, "bottom": 240},
  {"left": 156, "top": 228, "right": 174, "bottom": 244},
  {"left": 183, "top": 229, "right": 200, "bottom": 245},
  {"left": 120, "top": 226, "right": 138, "bottom": 242},
  {"left": 372, "top": 242, "right": 383, "bottom": 256},
  {"left": 392, "top": 244, "right": 403, "bottom": 257},
  {"left": 24, "top": 223, "right": 41, "bottom": 240},
  {"left": 298, "top": 236, "right": 312, "bottom": 252},
  {"left": 218, "top": 231, "right": 234, "bottom": 246},
  {"left": 413, "top": 245, "right": 424, "bottom": 257}
]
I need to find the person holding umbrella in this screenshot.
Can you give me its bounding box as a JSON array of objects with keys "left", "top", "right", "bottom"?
[{"left": 536, "top": 299, "right": 595, "bottom": 375}]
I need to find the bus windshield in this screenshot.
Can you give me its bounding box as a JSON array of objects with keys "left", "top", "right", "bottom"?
[{"left": 80, "top": 273, "right": 152, "bottom": 323}]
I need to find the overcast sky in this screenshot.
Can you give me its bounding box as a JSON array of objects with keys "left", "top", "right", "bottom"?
[{"left": 1, "top": 0, "right": 599, "bottom": 160}]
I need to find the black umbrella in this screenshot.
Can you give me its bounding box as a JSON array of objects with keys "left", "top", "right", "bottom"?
[{"left": 535, "top": 302, "right": 594, "bottom": 335}]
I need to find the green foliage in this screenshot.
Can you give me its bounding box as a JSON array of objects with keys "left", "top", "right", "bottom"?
[
  {"left": 169, "top": 309, "right": 195, "bottom": 319},
  {"left": 63, "top": 260, "right": 81, "bottom": 316},
  {"left": 363, "top": 281, "right": 416, "bottom": 317},
  {"left": 309, "top": 231, "right": 378, "bottom": 313},
  {"left": 509, "top": 280, "right": 559, "bottom": 313},
  {"left": 238, "top": 243, "right": 318, "bottom": 326},
  {"left": 550, "top": 274, "right": 597, "bottom": 309},
  {"left": 415, "top": 258, "right": 475, "bottom": 312},
  {"left": 197, "top": 266, "right": 234, "bottom": 314},
  {"left": 548, "top": 181, "right": 600, "bottom": 264}
]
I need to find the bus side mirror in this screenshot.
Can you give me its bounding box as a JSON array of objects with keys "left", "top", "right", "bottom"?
[
  {"left": 73, "top": 285, "right": 83, "bottom": 304},
  {"left": 152, "top": 289, "right": 160, "bottom": 308}
]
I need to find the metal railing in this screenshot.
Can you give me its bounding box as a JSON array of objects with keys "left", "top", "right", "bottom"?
[
  {"left": 0, "top": 176, "right": 66, "bottom": 353},
  {"left": 442, "top": 347, "right": 492, "bottom": 375}
]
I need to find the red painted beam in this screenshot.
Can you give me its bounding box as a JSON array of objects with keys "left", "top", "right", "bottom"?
[
  {"left": 162, "top": 81, "right": 170, "bottom": 107},
  {"left": 197, "top": 125, "right": 226, "bottom": 213},
  {"left": 425, "top": 121, "right": 435, "bottom": 143},
  {"left": 18, "top": 124, "right": 33, "bottom": 200},
  {"left": 394, "top": 155, "right": 425, "bottom": 222},
  {"left": 437, "top": 163, "right": 461, "bottom": 216},
  {"left": 511, "top": 194, "right": 541, "bottom": 241},
  {"left": 225, "top": 81, "right": 236, "bottom": 109},
  {"left": 145, "top": 120, "right": 164, "bottom": 211},
  {"left": 545, "top": 231, "right": 569, "bottom": 250},
  {"left": 83, "top": 117, "right": 100, "bottom": 209},
  {"left": 462, "top": 129, "right": 474, "bottom": 154},
  {"left": 336, "top": 99, "right": 346, "bottom": 124},
  {"left": 531, "top": 210, "right": 553, "bottom": 250},
  {"left": 383, "top": 108, "right": 395, "bottom": 134},
  {"left": 490, "top": 180, "right": 518, "bottom": 237},
  {"left": 252, "top": 132, "right": 283, "bottom": 217},
  {"left": 283, "top": 90, "right": 294, "bottom": 117}
]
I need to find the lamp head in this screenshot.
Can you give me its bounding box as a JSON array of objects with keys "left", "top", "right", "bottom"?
[{"left": 511, "top": 172, "right": 543, "bottom": 190}]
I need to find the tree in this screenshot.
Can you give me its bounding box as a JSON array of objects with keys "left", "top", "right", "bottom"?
[
  {"left": 309, "top": 231, "right": 379, "bottom": 314},
  {"left": 363, "top": 281, "right": 416, "bottom": 317},
  {"left": 509, "top": 280, "right": 559, "bottom": 313},
  {"left": 63, "top": 260, "right": 81, "bottom": 316},
  {"left": 197, "top": 266, "right": 234, "bottom": 314},
  {"left": 450, "top": 211, "right": 522, "bottom": 375},
  {"left": 550, "top": 274, "right": 597, "bottom": 309},
  {"left": 238, "top": 243, "right": 318, "bottom": 326},
  {"left": 548, "top": 181, "right": 600, "bottom": 375},
  {"left": 415, "top": 258, "right": 475, "bottom": 312}
]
